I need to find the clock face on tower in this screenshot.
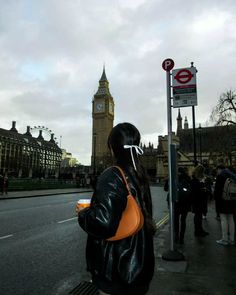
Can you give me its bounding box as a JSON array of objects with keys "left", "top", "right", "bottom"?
[
  {"left": 94, "top": 101, "right": 104, "bottom": 113},
  {"left": 109, "top": 101, "right": 114, "bottom": 114}
]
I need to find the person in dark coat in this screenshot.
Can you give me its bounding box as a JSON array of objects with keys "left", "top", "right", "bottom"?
[
  {"left": 174, "top": 167, "right": 192, "bottom": 244},
  {"left": 78, "top": 123, "right": 155, "bottom": 295},
  {"left": 191, "top": 164, "right": 209, "bottom": 237},
  {"left": 202, "top": 176, "right": 213, "bottom": 219},
  {"left": 164, "top": 167, "right": 192, "bottom": 244},
  {"left": 214, "top": 165, "right": 236, "bottom": 246}
]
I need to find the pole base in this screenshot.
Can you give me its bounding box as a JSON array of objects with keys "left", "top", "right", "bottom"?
[{"left": 162, "top": 249, "right": 185, "bottom": 261}]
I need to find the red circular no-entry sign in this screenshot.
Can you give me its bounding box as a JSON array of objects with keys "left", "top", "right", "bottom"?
[
  {"left": 174, "top": 69, "right": 193, "bottom": 84},
  {"left": 162, "top": 58, "right": 175, "bottom": 71}
]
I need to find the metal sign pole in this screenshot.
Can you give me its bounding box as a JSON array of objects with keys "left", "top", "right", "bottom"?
[
  {"left": 162, "top": 58, "right": 185, "bottom": 261},
  {"left": 166, "top": 70, "right": 175, "bottom": 252}
]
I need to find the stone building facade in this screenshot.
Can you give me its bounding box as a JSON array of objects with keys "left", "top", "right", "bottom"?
[
  {"left": 0, "top": 121, "right": 62, "bottom": 178},
  {"left": 156, "top": 109, "right": 236, "bottom": 180},
  {"left": 140, "top": 143, "right": 158, "bottom": 181}
]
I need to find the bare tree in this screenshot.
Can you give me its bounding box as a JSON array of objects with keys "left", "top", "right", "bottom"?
[{"left": 211, "top": 90, "right": 236, "bottom": 126}]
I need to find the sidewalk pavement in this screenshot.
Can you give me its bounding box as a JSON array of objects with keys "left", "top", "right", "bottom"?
[
  {"left": 149, "top": 201, "right": 236, "bottom": 295},
  {"left": 0, "top": 188, "right": 93, "bottom": 200}
]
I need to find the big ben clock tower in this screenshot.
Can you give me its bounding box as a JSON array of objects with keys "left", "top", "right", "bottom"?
[{"left": 91, "top": 67, "right": 114, "bottom": 174}]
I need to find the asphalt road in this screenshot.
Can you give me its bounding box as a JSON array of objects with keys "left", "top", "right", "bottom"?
[{"left": 0, "top": 186, "right": 167, "bottom": 295}]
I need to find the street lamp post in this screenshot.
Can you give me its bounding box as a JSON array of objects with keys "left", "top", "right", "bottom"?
[
  {"left": 198, "top": 124, "right": 202, "bottom": 163},
  {"left": 93, "top": 133, "right": 97, "bottom": 176},
  {"left": 192, "top": 106, "right": 197, "bottom": 166}
]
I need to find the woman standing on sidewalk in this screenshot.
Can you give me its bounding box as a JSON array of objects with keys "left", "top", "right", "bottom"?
[
  {"left": 78, "top": 123, "right": 155, "bottom": 295},
  {"left": 214, "top": 165, "right": 236, "bottom": 246},
  {"left": 191, "top": 164, "right": 209, "bottom": 237}
]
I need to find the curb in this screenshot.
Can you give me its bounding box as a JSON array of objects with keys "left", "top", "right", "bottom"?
[{"left": 0, "top": 190, "right": 93, "bottom": 201}]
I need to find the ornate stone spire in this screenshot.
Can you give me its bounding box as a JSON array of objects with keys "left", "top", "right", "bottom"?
[
  {"left": 95, "top": 66, "right": 111, "bottom": 96},
  {"left": 184, "top": 116, "right": 189, "bottom": 129},
  {"left": 100, "top": 65, "right": 108, "bottom": 82},
  {"left": 177, "top": 108, "right": 182, "bottom": 132}
]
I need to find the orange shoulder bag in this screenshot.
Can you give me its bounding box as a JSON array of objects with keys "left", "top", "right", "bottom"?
[{"left": 107, "top": 166, "right": 144, "bottom": 241}]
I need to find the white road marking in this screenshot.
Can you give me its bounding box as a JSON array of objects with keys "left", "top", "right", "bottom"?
[
  {"left": 0, "top": 234, "right": 13, "bottom": 240},
  {"left": 57, "top": 217, "right": 77, "bottom": 224}
]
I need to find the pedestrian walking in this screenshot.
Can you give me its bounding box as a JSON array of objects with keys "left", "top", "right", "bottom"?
[
  {"left": 191, "top": 164, "right": 209, "bottom": 237},
  {"left": 174, "top": 167, "right": 192, "bottom": 244},
  {"left": 214, "top": 165, "right": 236, "bottom": 246},
  {"left": 202, "top": 175, "right": 213, "bottom": 219},
  {"left": 164, "top": 167, "right": 192, "bottom": 244},
  {"left": 77, "top": 122, "right": 155, "bottom": 295}
]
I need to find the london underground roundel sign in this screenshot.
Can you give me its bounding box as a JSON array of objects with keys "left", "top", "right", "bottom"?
[
  {"left": 172, "top": 66, "right": 197, "bottom": 108},
  {"left": 162, "top": 58, "right": 175, "bottom": 71},
  {"left": 174, "top": 68, "right": 193, "bottom": 84}
]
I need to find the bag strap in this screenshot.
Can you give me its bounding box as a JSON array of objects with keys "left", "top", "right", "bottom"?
[{"left": 113, "top": 166, "right": 132, "bottom": 195}]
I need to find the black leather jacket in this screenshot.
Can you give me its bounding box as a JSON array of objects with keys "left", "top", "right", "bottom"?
[{"left": 78, "top": 166, "right": 154, "bottom": 291}]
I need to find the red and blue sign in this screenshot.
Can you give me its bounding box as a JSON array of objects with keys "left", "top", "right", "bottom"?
[{"left": 172, "top": 67, "right": 197, "bottom": 108}]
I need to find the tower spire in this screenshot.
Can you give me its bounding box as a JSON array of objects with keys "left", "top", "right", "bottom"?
[
  {"left": 184, "top": 116, "right": 189, "bottom": 129},
  {"left": 177, "top": 108, "right": 182, "bottom": 133},
  {"left": 100, "top": 64, "right": 108, "bottom": 82},
  {"left": 95, "top": 66, "right": 110, "bottom": 96}
]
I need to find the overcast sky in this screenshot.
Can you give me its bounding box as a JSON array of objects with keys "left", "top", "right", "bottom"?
[{"left": 0, "top": 0, "right": 235, "bottom": 165}]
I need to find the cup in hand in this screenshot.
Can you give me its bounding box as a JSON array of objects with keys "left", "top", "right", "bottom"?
[{"left": 76, "top": 199, "right": 91, "bottom": 213}]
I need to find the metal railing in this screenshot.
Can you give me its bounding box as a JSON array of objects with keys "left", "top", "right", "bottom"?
[{"left": 8, "top": 178, "right": 79, "bottom": 191}]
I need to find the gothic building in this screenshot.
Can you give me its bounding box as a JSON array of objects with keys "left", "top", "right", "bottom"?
[
  {"left": 177, "top": 112, "right": 236, "bottom": 169},
  {"left": 156, "top": 109, "right": 236, "bottom": 181},
  {"left": 0, "top": 121, "right": 62, "bottom": 178},
  {"left": 91, "top": 67, "right": 114, "bottom": 174},
  {"left": 140, "top": 143, "right": 158, "bottom": 180}
]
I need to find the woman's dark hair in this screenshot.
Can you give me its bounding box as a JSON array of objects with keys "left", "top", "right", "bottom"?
[
  {"left": 108, "top": 123, "right": 153, "bottom": 223},
  {"left": 108, "top": 122, "right": 146, "bottom": 182}
]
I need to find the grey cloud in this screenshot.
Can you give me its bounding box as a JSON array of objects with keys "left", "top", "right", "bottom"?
[{"left": 0, "top": 0, "right": 236, "bottom": 164}]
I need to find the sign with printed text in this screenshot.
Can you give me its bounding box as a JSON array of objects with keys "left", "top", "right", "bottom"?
[{"left": 172, "top": 67, "right": 198, "bottom": 108}]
